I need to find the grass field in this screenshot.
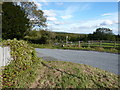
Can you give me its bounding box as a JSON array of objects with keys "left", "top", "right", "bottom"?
[{"left": 30, "top": 60, "right": 119, "bottom": 88}]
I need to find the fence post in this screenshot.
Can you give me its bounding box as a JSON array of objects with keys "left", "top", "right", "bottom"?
[
  {"left": 88, "top": 41, "right": 90, "bottom": 47},
  {"left": 78, "top": 41, "right": 80, "bottom": 47},
  {"left": 99, "top": 41, "right": 102, "bottom": 47},
  {"left": 114, "top": 41, "right": 116, "bottom": 48}
]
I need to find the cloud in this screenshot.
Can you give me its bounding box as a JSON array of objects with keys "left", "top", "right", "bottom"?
[
  {"left": 102, "top": 13, "right": 113, "bottom": 16},
  {"left": 56, "top": 6, "right": 78, "bottom": 20},
  {"left": 33, "top": 0, "right": 42, "bottom": 9},
  {"left": 47, "top": 17, "right": 57, "bottom": 21},
  {"left": 43, "top": 10, "right": 56, "bottom": 17},
  {"left": 43, "top": 10, "right": 57, "bottom": 21},
  {"left": 99, "top": 20, "right": 115, "bottom": 26},
  {"left": 61, "top": 15, "right": 73, "bottom": 19}
]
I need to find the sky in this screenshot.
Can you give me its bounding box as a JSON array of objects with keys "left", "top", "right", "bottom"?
[{"left": 33, "top": 1, "right": 118, "bottom": 34}]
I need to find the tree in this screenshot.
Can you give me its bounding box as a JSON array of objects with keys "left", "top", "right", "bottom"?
[
  {"left": 24, "top": 29, "right": 56, "bottom": 44},
  {"left": 2, "top": 2, "right": 30, "bottom": 40},
  {"left": 19, "top": 2, "right": 46, "bottom": 28},
  {"left": 88, "top": 28, "right": 114, "bottom": 41},
  {"left": 39, "top": 30, "right": 56, "bottom": 44}
]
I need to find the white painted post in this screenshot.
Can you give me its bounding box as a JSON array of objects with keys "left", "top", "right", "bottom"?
[
  {"left": 0, "top": 47, "right": 11, "bottom": 67},
  {"left": 0, "top": 47, "right": 3, "bottom": 67}
]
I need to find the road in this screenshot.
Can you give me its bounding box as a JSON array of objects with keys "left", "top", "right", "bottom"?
[{"left": 35, "top": 48, "right": 119, "bottom": 75}]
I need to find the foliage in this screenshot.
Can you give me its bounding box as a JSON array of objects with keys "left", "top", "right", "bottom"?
[
  {"left": 19, "top": 2, "right": 46, "bottom": 28},
  {"left": 24, "top": 30, "right": 56, "bottom": 44},
  {"left": 2, "top": 2, "right": 30, "bottom": 40},
  {"left": 2, "top": 39, "right": 41, "bottom": 88},
  {"left": 88, "top": 28, "right": 115, "bottom": 41},
  {"left": 55, "top": 32, "right": 88, "bottom": 42}
]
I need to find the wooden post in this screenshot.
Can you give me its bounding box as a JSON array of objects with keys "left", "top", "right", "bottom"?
[
  {"left": 99, "top": 41, "right": 102, "bottom": 47},
  {"left": 114, "top": 41, "right": 116, "bottom": 48},
  {"left": 79, "top": 41, "right": 80, "bottom": 47},
  {"left": 88, "top": 41, "right": 90, "bottom": 47}
]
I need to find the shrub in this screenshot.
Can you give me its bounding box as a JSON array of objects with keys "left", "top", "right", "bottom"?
[
  {"left": 2, "top": 38, "right": 41, "bottom": 88},
  {"left": 94, "top": 47, "right": 105, "bottom": 52},
  {"left": 108, "top": 48, "right": 118, "bottom": 53}
]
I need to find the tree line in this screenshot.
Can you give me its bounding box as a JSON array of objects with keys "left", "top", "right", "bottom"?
[{"left": 24, "top": 28, "right": 120, "bottom": 44}]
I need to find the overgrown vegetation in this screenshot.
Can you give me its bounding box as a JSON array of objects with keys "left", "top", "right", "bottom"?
[
  {"left": 30, "top": 61, "right": 119, "bottom": 88},
  {"left": 2, "top": 39, "right": 41, "bottom": 88}
]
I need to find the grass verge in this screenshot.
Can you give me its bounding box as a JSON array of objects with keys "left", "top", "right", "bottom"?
[{"left": 30, "top": 60, "right": 119, "bottom": 88}]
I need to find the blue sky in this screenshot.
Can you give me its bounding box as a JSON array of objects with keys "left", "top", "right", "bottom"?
[{"left": 34, "top": 1, "right": 118, "bottom": 34}]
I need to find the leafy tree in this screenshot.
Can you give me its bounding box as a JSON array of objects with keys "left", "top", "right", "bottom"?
[
  {"left": 24, "top": 30, "right": 56, "bottom": 44},
  {"left": 39, "top": 30, "right": 56, "bottom": 44},
  {"left": 19, "top": 2, "right": 46, "bottom": 28},
  {"left": 88, "top": 28, "right": 114, "bottom": 41},
  {"left": 2, "top": 2, "right": 30, "bottom": 40}
]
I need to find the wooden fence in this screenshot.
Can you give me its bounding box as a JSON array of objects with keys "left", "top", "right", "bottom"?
[
  {"left": 0, "top": 46, "right": 11, "bottom": 67},
  {"left": 65, "top": 41, "right": 120, "bottom": 49}
]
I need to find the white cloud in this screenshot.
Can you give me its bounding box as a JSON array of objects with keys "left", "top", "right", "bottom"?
[
  {"left": 99, "top": 20, "right": 115, "bottom": 26},
  {"left": 43, "top": 10, "right": 56, "bottom": 17},
  {"left": 48, "top": 16, "right": 118, "bottom": 34},
  {"left": 102, "top": 13, "right": 113, "bottom": 16},
  {"left": 47, "top": 17, "right": 57, "bottom": 21},
  {"left": 43, "top": 10, "right": 57, "bottom": 21},
  {"left": 61, "top": 15, "right": 73, "bottom": 19},
  {"left": 33, "top": 0, "right": 42, "bottom": 9}
]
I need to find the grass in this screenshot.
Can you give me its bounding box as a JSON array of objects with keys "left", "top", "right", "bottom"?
[
  {"left": 30, "top": 60, "right": 119, "bottom": 88},
  {"left": 62, "top": 47, "right": 119, "bottom": 54},
  {"left": 30, "top": 43, "right": 119, "bottom": 54}
]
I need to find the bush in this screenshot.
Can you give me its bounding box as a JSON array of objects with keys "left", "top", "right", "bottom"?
[
  {"left": 2, "top": 39, "right": 41, "bottom": 88},
  {"left": 94, "top": 47, "right": 105, "bottom": 52}
]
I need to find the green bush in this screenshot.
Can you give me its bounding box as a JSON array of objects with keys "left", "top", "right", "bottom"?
[
  {"left": 2, "top": 39, "right": 41, "bottom": 88},
  {"left": 94, "top": 47, "right": 105, "bottom": 52}
]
